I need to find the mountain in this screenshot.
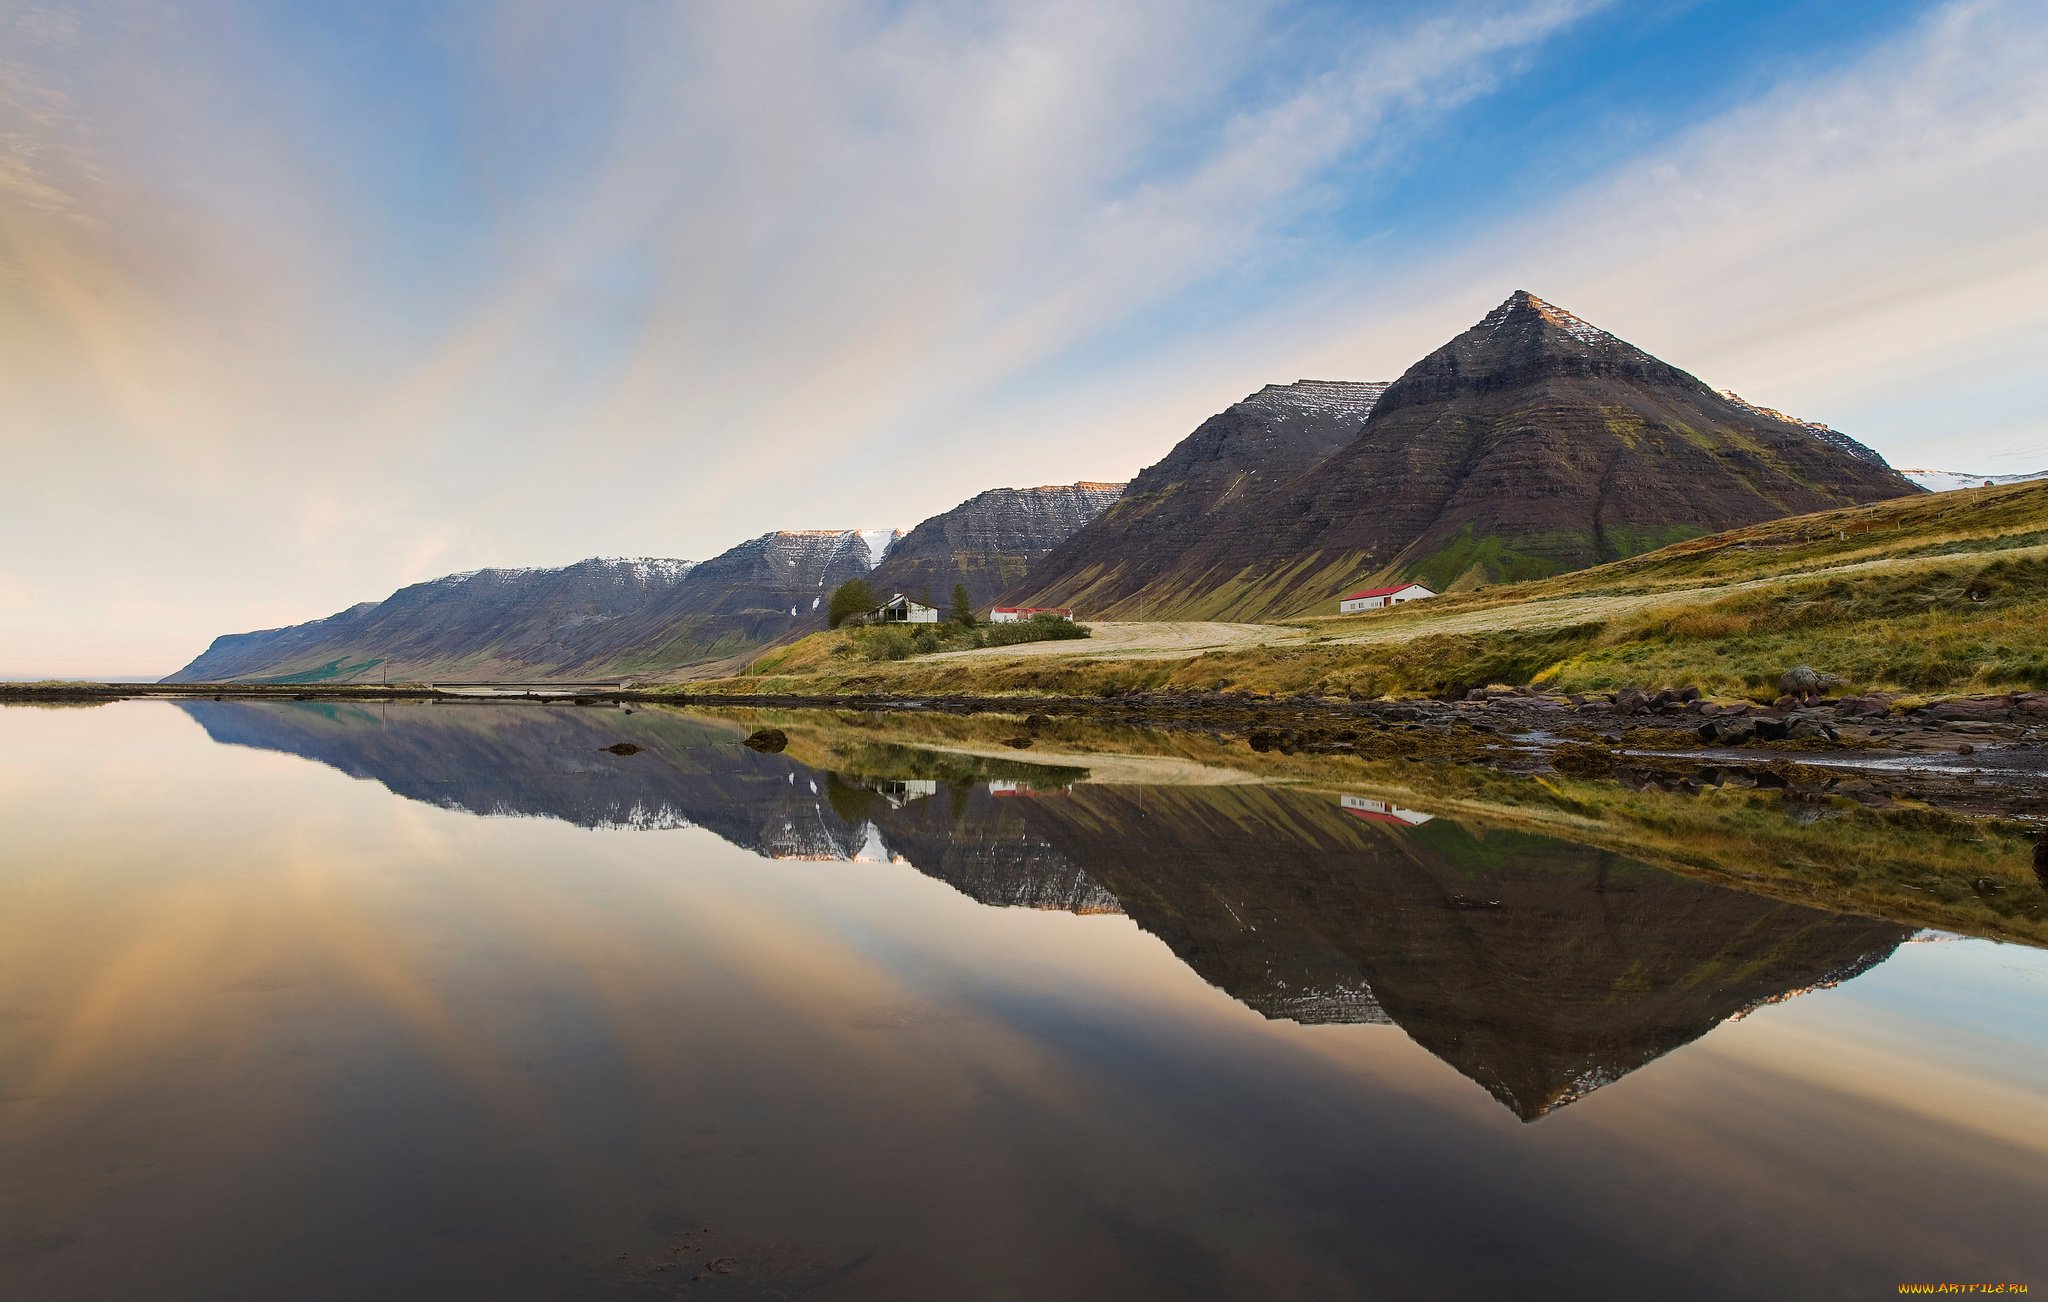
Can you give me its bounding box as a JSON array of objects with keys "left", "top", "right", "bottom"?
[
  {"left": 164, "top": 530, "right": 902, "bottom": 684},
  {"left": 1004, "top": 380, "right": 1388, "bottom": 618},
  {"left": 862, "top": 482, "right": 1125, "bottom": 611},
  {"left": 164, "top": 557, "right": 696, "bottom": 684},
  {"left": 1900, "top": 468, "right": 2048, "bottom": 493},
  {"left": 1003, "top": 292, "right": 1923, "bottom": 621},
  {"left": 550, "top": 528, "right": 896, "bottom": 675},
  {"left": 166, "top": 476, "right": 1126, "bottom": 683}
]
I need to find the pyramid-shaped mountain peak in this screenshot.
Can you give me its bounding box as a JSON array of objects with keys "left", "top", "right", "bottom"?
[
  {"left": 1473, "top": 288, "right": 1603, "bottom": 330},
  {"left": 1004, "top": 287, "right": 1921, "bottom": 620},
  {"left": 1464, "top": 289, "right": 1642, "bottom": 356},
  {"left": 1366, "top": 289, "right": 1704, "bottom": 425}
]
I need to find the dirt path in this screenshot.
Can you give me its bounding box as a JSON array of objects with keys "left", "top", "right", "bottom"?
[
  {"left": 1320, "top": 541, "right": 2048, "bottom": 647},
  {"left": 922, "top": 620, "right": 1308, "bottom": 663},
  {"left": 878, "top": 539, "right": 2046, "bottom": 675}
]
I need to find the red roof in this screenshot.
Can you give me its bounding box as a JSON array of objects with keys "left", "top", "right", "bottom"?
[{"left": 1341, "top": 584, "right": 1429, "bottom": 600}]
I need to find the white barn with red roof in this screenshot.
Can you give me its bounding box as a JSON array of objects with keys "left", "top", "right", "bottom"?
[{"left": 1338, "top": 583, "right": 1435, "bottom": 614}]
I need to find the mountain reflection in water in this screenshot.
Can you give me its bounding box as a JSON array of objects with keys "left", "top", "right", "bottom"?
[{"left": 182, "top": 700, "right": 1911, "bottom": 1120}]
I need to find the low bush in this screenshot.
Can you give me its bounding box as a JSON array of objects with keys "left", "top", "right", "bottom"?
[
  {"left": 843, "top": 614, "right": 1092, "bottom": 662},
  {"left": 979, "top": 614, "right": 1092, "bottom": 647}
]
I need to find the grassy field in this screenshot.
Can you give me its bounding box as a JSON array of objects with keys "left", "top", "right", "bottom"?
[{"left": 674, "top": 481, "right": 2048, "bottom": 703}]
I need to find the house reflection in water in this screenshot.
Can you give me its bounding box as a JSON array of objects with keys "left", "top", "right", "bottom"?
[{"left": 1339, "top": 794, "right": 1435, "bottom": 826}]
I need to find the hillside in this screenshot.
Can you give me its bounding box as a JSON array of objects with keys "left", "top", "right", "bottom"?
[
  {"left": 167, "top": 478, "right": 1127, "bottom": 683},
  {"left": 1005, "top": 379, "right": 1388, "bottom": 618},
  {"left": 861, "top": 481, "right": 1125, "bottom": 611},
  {"left": 694, "top": 478, "right": 2048, "bottom": 702},
  {"left": 165, "top": 529, "right": 895, "bottom": 684},
  {"left": 1004, "top": 292, "right": 1920, "bottom": 622},
  {"left": 547, "top": 528, "right": 893, "bottom": 675},
  {"left": 164, "top": 557, "right": 696, "bottom": 684}
]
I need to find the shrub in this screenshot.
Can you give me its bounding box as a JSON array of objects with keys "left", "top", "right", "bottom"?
[
  {"left": 828, "top": 579, "right": 879, "bottom": 629},
  {"left": 981, "top": 614, "right": 1092, "bottom": 648}
]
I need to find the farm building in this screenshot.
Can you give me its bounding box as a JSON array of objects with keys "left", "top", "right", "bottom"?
[
  {"left": 988, "top": 606, "right": 1073, "bottom": 623},
  {"left": 874, "top": 594, "right": 939, "bottom": 624},
  {"left": 1337, "top": 583, "right": 1435, "bottom": 614}
]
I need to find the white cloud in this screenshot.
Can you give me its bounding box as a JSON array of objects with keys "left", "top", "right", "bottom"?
[
  {"left": 1281, "top": 0, "right": 2048, "bottom": 467},
  {"left": 11, "top": 0, "right": 2044, "bottom": 673},
  {"left": 1, "top": 0, "right": 1607, "bottom": 671}
]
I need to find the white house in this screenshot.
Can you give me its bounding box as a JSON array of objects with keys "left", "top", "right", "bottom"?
[
  {"left": 1338, "top": 583, "right": 1435, "bottom": 614},
  {"left": 874, "top": 594, "right": 939, "bottom": 624},
  {"left": 988, "top": 606, "right": 1073, "bottom": 624}
]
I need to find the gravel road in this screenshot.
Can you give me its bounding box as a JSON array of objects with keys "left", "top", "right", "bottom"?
[{"left": 924, "top": 620, "right": 1309, "bottom": 663}]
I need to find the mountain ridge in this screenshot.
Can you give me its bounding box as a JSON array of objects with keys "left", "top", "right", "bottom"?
[
  {"left": 1000, "top": 291, "right": 1921, "bottom": 621},
  {"left": 1002, "top": 379, "right": 1391, "bottom": 620},
  {"left": 852, "top": 481, "right": 1124, "bottom": 611},
  {"left": 166, "top": 485, "right": 1122, "bottom": 682},
  {"left": 166, "top": 556, "right": 700, "bottom": 684},
  {"left": 167, "top": 290, "right": 1926, "bottom": 682}
]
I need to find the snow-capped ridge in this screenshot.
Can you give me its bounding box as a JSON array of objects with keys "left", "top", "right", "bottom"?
[
  {"left": 426, "top": 556, "right": 695, "bottom": 588},
  {"left": 1476, "top": 290, "right": 1619, "bottom": 347},
  {"left": 1241, "top": 379, "right": 1389, "bottom": 419}
]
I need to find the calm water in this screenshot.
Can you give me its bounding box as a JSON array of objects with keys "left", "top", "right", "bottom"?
[{"left": 2, "top": 700, "right": 2044, "bottom": 1300}]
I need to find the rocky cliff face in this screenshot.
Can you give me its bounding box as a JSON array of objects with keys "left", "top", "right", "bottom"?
[
  {"left": 165, "top": 528, "right": 907, "bottom": 683},
  {"left": 1006, "top": 293, "right": 1923, "bottom": 620},
  {"left": 167, "top": 479, "right": 1123, "bottom": 683},
  {"left": 164, "top": 557, "right": 696, "bottom": 684},
  {"left": 556, "top": 528, "right": 896, "bottom": 675},
  {"left": 863, "top": 482, "right": 1125, "bottom": 611},
  {"left": 1003, "top": 380, "right": 1386, "bottom": 618}
]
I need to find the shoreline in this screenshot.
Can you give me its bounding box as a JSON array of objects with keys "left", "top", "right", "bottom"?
[{"left": 18, "top": 678, "right": 2045, "bottom": 822}]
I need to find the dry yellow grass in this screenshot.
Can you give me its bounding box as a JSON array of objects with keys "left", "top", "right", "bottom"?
[{"left": 673, "top": 481, "right": 2048, "bottom": 701}]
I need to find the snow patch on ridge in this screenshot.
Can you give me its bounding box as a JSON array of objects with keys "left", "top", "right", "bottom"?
[
  {"left": 1526, "top": 295, "right": 1616, "bottom": 346},
  {"left": 1241, "top": 379, "right": 1389, "bottom": 419},
  {"left": 1476, "top": 290, "right": 1619, "bottom": 347},
  {"left": 428, "top": 556, "right": 695, "bottom": 587},
  {"left": 854, "top": 529, "right": 905, "bottom": 566},
  {"left": 1715, "top": 389, "right": 1835, "bottom": 434}
]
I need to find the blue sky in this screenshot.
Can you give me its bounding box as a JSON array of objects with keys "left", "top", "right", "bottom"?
[{"left": 2, "top": 0, "right": 2044, "bottom": 674}]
